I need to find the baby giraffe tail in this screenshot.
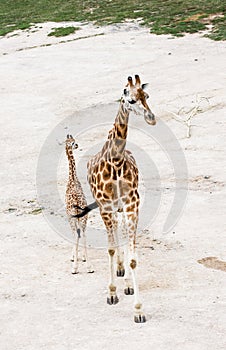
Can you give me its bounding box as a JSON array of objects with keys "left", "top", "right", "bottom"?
[{"left": 72, "top": 201, "right": 99, "bottom": 218}]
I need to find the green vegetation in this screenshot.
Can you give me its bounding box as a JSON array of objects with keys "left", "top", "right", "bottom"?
[
  {"left": 48, "top": 26, "right": 80, "bottom": 37},
  {"left": 205, "top": 17, "right": 226, "bottom": 41},
  {"left": 0, "top": 0, "right": 225, "bottom": 40}
]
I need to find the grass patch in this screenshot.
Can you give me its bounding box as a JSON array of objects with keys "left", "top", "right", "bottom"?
[
  {"left": 48, "top": 26, "right": 80, "bottom": 37},
  {"left": 0, "top": 0, "right": 225, "bottom": 40},
  {"left": 205, "top": 17, "right": 226, "bottom": 41},
  {"left": 150, "top": 20, "right": 206, "bottom": 36}
]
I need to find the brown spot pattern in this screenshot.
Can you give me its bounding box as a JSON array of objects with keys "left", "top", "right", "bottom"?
[
  {"left": 108, "top": 249, "right": 115, "bottom": 256},
  {"left": 130, "top": 259, "right": 137, "bottom": 269}
]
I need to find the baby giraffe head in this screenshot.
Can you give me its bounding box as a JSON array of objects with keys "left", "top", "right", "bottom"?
[
  {"left": 122, "top": 75, "right": 156, "bottom": 126},
  {"left": 65, "top": 134, "right": 78, "bottom": 149}
]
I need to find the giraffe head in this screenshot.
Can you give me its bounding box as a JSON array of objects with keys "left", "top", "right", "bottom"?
[
  {"left": 122, "top": 75, "right": 156, "bottom": 126},
  {"left": 65, "top": 134, "right": 78, "bottom": 149}
]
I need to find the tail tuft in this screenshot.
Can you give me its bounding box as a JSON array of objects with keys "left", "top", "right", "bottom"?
[{"left": 71, "top": 201, "right": 98, "bottom": 218}]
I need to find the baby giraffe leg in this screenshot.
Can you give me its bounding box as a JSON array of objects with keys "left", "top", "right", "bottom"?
[
  {"left": 81, "top": 227, "right": 94, "bottom": 273},
  {"left": 71, "top": 233, "right": 80, "bottom": 274},
  {"left": 70, "top": 245, "right": 75, "bottom": 262},
  {"left": 69, "top": 219, "right": 80, "bottom": 274}
]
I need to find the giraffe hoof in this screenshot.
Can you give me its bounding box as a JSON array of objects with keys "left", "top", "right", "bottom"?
[
  {"left": 107, "top": 295, "right": 119, "bottom": 305},
  {"left": 71, "top": 268, "right": 79, "bottom": 274},
  {"left": 134, "top": 315, "right": 146, "bottom": 323},
  {"left": 87, "top": 269, "right": 94, "bottom": 273},
  {"left": 124, "top": 287, "right": 134, "bottom": 295},
  {"left": 116, "top": 268, "right": 125, "bottom": 277}
]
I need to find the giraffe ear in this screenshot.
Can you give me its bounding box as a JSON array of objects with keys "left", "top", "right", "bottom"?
[{"left": 141, "top": 83, "right": 149, "bottom": 90}]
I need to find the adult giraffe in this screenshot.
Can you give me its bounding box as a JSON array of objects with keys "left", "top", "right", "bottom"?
[{"left": 87, "top": 75, "right": 156, "bottom": 323}]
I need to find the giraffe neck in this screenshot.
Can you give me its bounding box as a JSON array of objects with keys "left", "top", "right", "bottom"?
[
  {"left": 107, "top": 101, "right": 130, "bottom": 159},
  {"left": 66, "top": 145, "right": 77, "bottom": 183}
]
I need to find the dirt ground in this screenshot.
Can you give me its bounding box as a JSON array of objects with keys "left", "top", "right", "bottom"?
[{"left": 0, "top": 22, "right": 226, "bottom": 350}]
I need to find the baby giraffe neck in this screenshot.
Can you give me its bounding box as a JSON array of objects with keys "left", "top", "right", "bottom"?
[{"left": 66, "top": 146, "right": 76, "bottom": 182}]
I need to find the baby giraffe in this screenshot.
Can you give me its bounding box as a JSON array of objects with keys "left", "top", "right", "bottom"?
[{"left": 65, "top": 134, "right": 94, "bottom": 274}]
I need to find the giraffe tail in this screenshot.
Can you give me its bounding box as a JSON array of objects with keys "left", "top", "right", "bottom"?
[
  {"left": 77, "top": 228, "right": 81, "bottom": 238},
  {"left": 71, "top": 201, "right": 98, "bottom": 218}
]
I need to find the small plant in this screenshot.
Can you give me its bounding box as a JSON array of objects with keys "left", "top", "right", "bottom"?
[{"left": 48, "top": 26, "right": 80, "bottom": 37}]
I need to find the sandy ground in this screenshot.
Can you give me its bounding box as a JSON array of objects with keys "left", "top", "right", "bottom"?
[{"left": 0, "top": 22, "right": 226, "bottom": 349}]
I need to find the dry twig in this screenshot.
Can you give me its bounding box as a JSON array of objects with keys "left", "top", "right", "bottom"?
[{"left": 167, "top": 96, "right": 209, "bottom": 138}]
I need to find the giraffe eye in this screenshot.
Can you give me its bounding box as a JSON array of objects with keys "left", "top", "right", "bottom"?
[{"left": 128, "top": 99, "right": 136, "bottom": 104}]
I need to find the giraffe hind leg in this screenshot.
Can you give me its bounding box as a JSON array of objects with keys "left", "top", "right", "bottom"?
[
  {"left": 129, "top": 249, "right": 146, "bottom": 323},
  {"left": 123, "top": 245, "right": 134, "bottom": 295},
  {"left": 107, "top": 248, "right": 119, "bottom": 305},
  {"left": 126, "top": 211, "right": 146, "bottom": 322},
  {"left": 77, "top": 227, "right": 81, "bottom": 238},
  {"left": 69, "top": 219, "right": 80, "bottom": 274},
  {"left": 71, "top": 234, "right": 79, "bottom": 274},
  {"left": 81, "top": 226, "right": 94, "bottom": 273},
  {"left": 116, "top": 248, "right": 125, "bottom": 277},
  {"left": 120, "top": 212, "right": 134, "bottom": 293},
  {"left": 101, "top": 211, "right": 119, "bottom": 305},
  {"left": 70, "top": 246, "right": 75, "bottom": 262},
  {"left": 115, "top": 212, "right": 125, "bottom": 277}
]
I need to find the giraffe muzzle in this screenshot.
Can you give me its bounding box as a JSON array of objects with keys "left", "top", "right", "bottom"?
[{"left": 144, "top": 110, "right": 156, "bottom": 126}]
